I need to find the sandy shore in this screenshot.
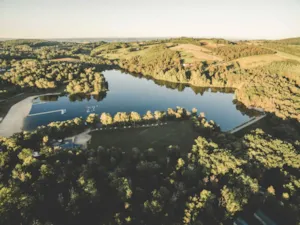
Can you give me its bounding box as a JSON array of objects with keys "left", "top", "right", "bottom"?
[{"left": 0, "top": 93, "right": 60, "bottom": 137}]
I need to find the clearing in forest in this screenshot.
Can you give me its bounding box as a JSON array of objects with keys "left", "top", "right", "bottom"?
[
  {"left": 170, "top": 44, "right": 222, "bottom": 63},
  {"left": 89, "top": 120, "right": 198, "bottom": 155}
]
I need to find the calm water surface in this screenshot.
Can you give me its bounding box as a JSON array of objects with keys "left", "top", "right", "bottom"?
[{"left": 24, "top": 70, "right": 253, "bottom": 131}]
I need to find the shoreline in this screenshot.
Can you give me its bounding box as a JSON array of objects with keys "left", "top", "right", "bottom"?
[{"left": 0, "top": 93, "right": 61, "bottom": 137}]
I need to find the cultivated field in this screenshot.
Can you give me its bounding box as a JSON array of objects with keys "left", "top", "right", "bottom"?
[
  {"left": 170, "top": 44, "right": 222, "bottom": 63},
  {"left": 235, "top": 54, "right": 285, "bottom": 69}
]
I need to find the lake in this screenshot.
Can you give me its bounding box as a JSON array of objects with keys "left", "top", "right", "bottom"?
[{"left": 24, "top": 70, "right": 254, "bottom": 131}]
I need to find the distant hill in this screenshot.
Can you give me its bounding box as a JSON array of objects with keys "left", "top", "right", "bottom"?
[
  {"left": 0, "top": 39, "right": 61, "bottom": 47},
  {"left": 277, "top": 37, "right": 300, "bottom": 45}
]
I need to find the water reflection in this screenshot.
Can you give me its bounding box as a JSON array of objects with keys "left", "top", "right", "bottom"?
[
  {"left": 25, "top": 70, "right": 256, "bottom": 131},
  {"left": 120, "top": 70, "right": 236, "bottom": 95},
  {"left": 68, "top": 92, "right": 107, "bottom": 102}
]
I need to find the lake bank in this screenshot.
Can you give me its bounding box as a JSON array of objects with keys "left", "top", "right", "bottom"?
[
  {"left": 0, "top": 93, "right": 61, "bottom": 137},
  {"left": 0, "top": 70, "right": 259, "bottom": 137},
  {"left": 24, "top": 70, "right": 255, "bottom": 131}
]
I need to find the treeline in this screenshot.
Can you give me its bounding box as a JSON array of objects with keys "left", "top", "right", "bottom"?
[
  {"left": 35, "top": 46, "right": 76, "bottom": 60},
  {"left": 0, "top": 121, "right": 299, "bottom": 224},
  {"left": 263, "top": 43, "right": 300, "bottom": 57},
  {"left": 0, "top": 39, "right": 60, "bottom": 48},
  {"left": 212, "top": 45, "right": 276, "bottom": 60},
  {"left": 136, "top": 37, "right": 234, "bottom": 46},
  {"left": 84, "top": 107, "right": 220, "bottom": 133},
  {"left": 90, "top": 42, "right": 129, "bottom": 56},
  {"left": 2, "top": 59, "right": 108, "bottom": 95},
  {"left": 0, "top": 50, "right": 36, "bottom": 60},
  {"left": 0, "top": 39, "right": 96, "bottom": 61},
  {"left": 26, "top": 107, "right": 217, "bottom": 140},
  {"left": 0, "top": 59, "right": 12, "bottom": 69},
  {"left": 275, "top": 37, "right": 300, "bottom": 45}
]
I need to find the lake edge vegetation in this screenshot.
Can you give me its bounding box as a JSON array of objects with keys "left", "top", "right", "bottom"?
[{"left": 0, "top": 37, "right": 300, "bottom": 225}]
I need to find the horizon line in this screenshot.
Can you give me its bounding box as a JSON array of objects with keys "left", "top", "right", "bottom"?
[{"left": 0, "top": 35, "right": 299, "bottom": 41}]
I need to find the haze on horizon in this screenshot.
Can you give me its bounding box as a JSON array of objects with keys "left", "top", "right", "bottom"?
[{"left": 1, "top": 0, "right": 300, "bottom": 40}]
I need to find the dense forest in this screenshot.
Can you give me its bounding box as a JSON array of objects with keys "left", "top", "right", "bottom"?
[
  {"left": 0, "top": 37, "right": 300, "bottom": 224},
  {"left": 211, "top": 45, "right": 276, "bottom": 61},
  {"left": 0, "top": 115, "right": 299, "bottom": 225},
  {"left": 1, "top": 59, "right": 108, "bottom": 95}
]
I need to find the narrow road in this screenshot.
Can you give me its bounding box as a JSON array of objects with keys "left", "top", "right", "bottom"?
[{"left": 229, "top": 114, "right": 266, "bottom": 134}]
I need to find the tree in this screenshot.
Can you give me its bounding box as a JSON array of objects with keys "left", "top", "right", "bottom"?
[
  {"left": 100, "top": 113, "right": 113, "bottom": 126},
  {"left": 129, "top": 111, "right": 141, "bottom": 126},
  {"left": 183, "top": 190, "right": 215, "bottom": 224},
  {"left": 42, "top": 136, "right": 49, "bottom": 145},
  {"left": 143, "top": 110, "right": 154, "bottom": 121},
  {"left": 86, "top": 113, "right": 98, "bottom": 125},
  {"left": 73, "top": 117, "right": 83, "bottom": 125},
  {"left": 113, "top": 112, "right": 129, "bottom": 125},
  {"left": 110, "top": 176, "right": 132, "bottom": 201},
  {"left": 220, "top": 186, "right": 243, "bottom": 216},
  {"left": 40, "top": 164, "right": 53, "bottom": 178},
  {"left": 154, "top": 111, "right": 164, "bottom": 121},
  {"left": 192, "top": 108, "right": 198, "bottom": 115},
  {"left": 176, "top": 158, "right": 185, "bottom": 170},
  {"left": 18, "top": 148, "right": 36, "bottom": 166}
]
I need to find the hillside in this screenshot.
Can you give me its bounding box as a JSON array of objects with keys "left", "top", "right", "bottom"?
[{"left": 0, "top": 37, "right": 300, "bottom": 225}]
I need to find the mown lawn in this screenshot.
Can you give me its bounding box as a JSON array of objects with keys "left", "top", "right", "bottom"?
[{"left": 89, "top": 120, "right": 199, "bottom": 154}]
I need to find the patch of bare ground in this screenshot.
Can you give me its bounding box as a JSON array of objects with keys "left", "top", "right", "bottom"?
[
  {"left": 235, "top": 54, "right": 286, "bottom": 69},
  {"left": 171, "top": 44, "right": 222, "bottom": 62}
]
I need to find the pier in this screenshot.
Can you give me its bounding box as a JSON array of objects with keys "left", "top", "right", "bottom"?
[{"left": 28, "top": 109, "right": 66, "bottom": 117}]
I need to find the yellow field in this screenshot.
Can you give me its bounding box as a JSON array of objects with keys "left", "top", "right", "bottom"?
[
  {"left": 235, "top": 54, "right": 285, "bottom": 69},
  {"left": 235, "top": 49, "right": 300, "bottom": 69},
  {"left": 170, "top": 44, "right": 222, "bottom": 62},
  {"left": 275, "top": 51, "right": 300, "bottom": 62}
]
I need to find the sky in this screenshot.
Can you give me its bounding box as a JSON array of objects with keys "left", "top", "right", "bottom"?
[{"left": 0, "top": 0, "right": 300, "bottom": 39}]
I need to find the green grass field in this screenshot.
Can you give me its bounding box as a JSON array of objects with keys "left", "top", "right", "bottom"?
[{"left": 89, "top": 120, "right": 199, "bottom": 155}]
